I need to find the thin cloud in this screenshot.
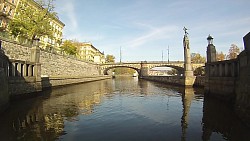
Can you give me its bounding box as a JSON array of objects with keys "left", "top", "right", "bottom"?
[
  {"left": 127, "top": 25, "right": 179, "bottom": 48},
  {"left": 56, "top": 0, "right": 78, "bottom": 31}
]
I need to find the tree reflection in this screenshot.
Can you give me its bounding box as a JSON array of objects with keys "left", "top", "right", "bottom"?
[{"left": 0, "top": 79, "right": 113, "bottom": 141}]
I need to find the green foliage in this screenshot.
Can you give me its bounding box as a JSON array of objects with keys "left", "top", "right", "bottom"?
[
  {"left": 191, "top": 53, "right": 206, "bottom": 63},
  {"left": 226, "top": 44, "right": 240, "bottom": 60},
  {"left": 167, "top": 68, "right": 178, "bottom": 75},
  {"left": 105, "top": 54, "right": 115, "bottom": 63},
  {"left": 194, "top": 67, "right": 205, "bottom": 76},
  {"left": 60, "top": 40, "right": 77, "bottom": 55},
  {"left": 8, "top": 0, "right": 55, "bottom": 42},
  {"left": 216, "top": 51, "right": 226, "bottom": 61},
  {"left": 114, "top": 68, "right": 136, "bottom": 75}
]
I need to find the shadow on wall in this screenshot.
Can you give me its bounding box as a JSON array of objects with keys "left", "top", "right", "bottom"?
[{"left": 0, "top": 47, "right": 9, "bottom": 113}]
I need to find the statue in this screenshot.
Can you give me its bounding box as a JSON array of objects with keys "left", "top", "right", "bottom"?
[
  {"left": 183, "top": 27, "right": 188, "bottom": 36},
  {"left": 183, "top": 27, "right": 189, "bottom": 49}
]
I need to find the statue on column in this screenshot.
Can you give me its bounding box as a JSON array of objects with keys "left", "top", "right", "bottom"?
[{"left": 183, "top": 27, "right": 190, "bottom": 49}]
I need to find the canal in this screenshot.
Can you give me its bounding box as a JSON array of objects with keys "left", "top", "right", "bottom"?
[{"left": 1, "top": 76, "right": 250, "bottom": 141}]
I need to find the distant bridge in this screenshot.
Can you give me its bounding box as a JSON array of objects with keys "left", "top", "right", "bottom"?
[{"left": 100, "top": 61, "right": 205, "bottom": 75}]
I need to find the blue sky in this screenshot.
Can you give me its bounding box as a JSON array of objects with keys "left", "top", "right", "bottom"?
[{"left": 55, "top": 0, "right": 250, "bottom": 62}]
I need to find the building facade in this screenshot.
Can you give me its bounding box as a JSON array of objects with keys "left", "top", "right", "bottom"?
[
  {"left": 0, "top": 0, "right": 64, "bottom": 50},
  {"left": 77, "top": 42, "right": 105, "bottom": 64},
  {"left": 0, "top": 0, "right": 19, "bottom": 32}
]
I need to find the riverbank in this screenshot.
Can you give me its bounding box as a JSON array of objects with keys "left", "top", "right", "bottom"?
[
  {"left": 10, "top": 75, "right": 112, "bottom": 100},
  {"left": 42, "top": 75, "right": 112, "bottom": 88}
]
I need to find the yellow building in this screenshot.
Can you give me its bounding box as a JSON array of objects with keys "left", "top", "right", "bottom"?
[
  {"left": 77, "top": 42, "right": 105, "bottom": 64},
  {"left": 0, "top": 0, "right": 19, "bottom": 32},
  {"left": 0, "top": 0, "right": 64, "bottom": 50}
]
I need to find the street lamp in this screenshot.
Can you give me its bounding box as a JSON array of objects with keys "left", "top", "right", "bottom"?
[
  {"left": 167, "top": 46, "right": 170, "bottom": 63},
  {"left": 207, "top": 34, "right": 214, "bottom": 45}
]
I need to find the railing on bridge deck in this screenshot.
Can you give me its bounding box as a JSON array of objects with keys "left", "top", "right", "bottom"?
[
  {"left": 206, "top": 59, "right": 239, "bottom": 77},
  {"left": 8, "top": 59, "right": 36, "bottom": 77},
  {"left": 103, "top": 61, "right": 184, "bottom": 65}
]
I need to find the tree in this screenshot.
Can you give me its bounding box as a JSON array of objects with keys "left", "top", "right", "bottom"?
[
  {"left": 60, "top": 40, "right": 77, "bottom": 55},
  {"left": 194, "top": 67, "right": 205, "bottom": 76},
  {"left": 226, "top": 44, "right": 240, "bottom": 60},
  {"left": 167, "top": 68, "right": 178, "bottom": 76},
  {"left": 8, "top": 0, "right": 56, "bottom": 42},
  {"left": 105, "top": 55, "right": 115, "bottom": 63},
  {"left": 191, "top": 53, "right": 206, "bottom": 63},
  {"left": 114, "top": 68, "right": 135, "bottom": 75},
  {"left": 216, "top": 51, "right": 226, "bottom": 61}
]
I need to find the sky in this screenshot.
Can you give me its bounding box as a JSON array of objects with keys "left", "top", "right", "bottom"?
[{"left": 55, "top": 0, "right": 250, "bottom": 62}]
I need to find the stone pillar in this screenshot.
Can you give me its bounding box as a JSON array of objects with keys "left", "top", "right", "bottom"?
[
  {"left": 140, "top": 61, "right": 149, "bottom": 78},
  {"left": 30, "top": 39, "right": 40, "bottom": 63},
  {"left": 205, "top": 35, "right": 217, "bottom": 93},
  {"left": 235, "top": 32, "right": 250, "bottom": 126},
  {"left": 30, "top": 39, "right": 41, "bottom": 91},
  {"left": 0, "top": 49, "right": 9, "bottom": 113},
  {"left": 23, "top": 64, "right": 28, "bottom": 77},
  {"left": 27, "top": 65, "right": 33, "bottom": 76},
  {"left": 183, "top": 31, "right": 195, "bottom": 86}
]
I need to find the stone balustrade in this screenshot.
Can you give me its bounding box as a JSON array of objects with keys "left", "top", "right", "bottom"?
[
  {"left": 8, "top": 59, "right": 36, "bottom": 77},
  {"left": 206, "top": 59, "right": 239, "bottom": 78}
]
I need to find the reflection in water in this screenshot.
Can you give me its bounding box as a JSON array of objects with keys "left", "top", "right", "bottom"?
[
  {"left": 0, "top": 77, "right": 250, "bottom": 141},
  {"left": 202, "top": 96, "right": 250, "bottom": 141},
  {"left": 181, "top": 88, "right": 195, "bottom": 141}
]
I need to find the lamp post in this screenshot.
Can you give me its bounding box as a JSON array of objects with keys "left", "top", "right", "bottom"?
[
  {"left": 120, "top": 46, "right": 122, "bottom": 63},
  {"left": 206, "top": 34, "right": 216, "bottom": 63},
  {"left": 207, "top": 34, "right": 214, "bottom": 45},
  {"left": 167, "top": 46, "right": 170, "bottom": 64}
]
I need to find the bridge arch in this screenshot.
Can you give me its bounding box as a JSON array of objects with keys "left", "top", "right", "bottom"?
[
  {"left": 103, "top": 66, "right": 140, "bottom": 75},
  {"left": 149, "top": 65, "right": 185, "bottom": 75}
]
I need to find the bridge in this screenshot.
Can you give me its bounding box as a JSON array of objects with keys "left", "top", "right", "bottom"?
[{"left": 100, "top": 61, "right": 205, "bottom": 76}]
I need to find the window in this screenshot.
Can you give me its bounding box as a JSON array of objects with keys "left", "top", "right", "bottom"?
[
  {"left": 3, "top": 6, "right": 7, "bottom": 14},
  {"left": 8, "top": 9, "right": 12, "bottom": 16}
]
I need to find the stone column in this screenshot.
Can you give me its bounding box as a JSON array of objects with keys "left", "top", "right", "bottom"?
[
  {"left": 30, "top": 39, "right": 41, "bottom": 87},
  {"left": 30, "top": 47, "right": 40, "bottom": 63},
  {"left": 183, "top": 31, "right": 195, "bottom": 86},
  {"left": 205, "top": 35, "right": 217, "bottom": 93}
]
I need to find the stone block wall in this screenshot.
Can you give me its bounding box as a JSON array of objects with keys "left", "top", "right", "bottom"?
[
  {"left": 142, "top": 76, "right": 184, "bottom": 86},
  {"left": 0, "top": 37, "right": 100, "bottom": 77},
  {"left": 235, "top": 32, "right": 250, "bottom": 127},
  {"left": 40, "top": 51, "right": 100, "bottom": 76}
]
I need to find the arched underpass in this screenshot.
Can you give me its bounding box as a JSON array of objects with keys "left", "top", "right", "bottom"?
[{"left": 103, "top": 66, "right": 140, "bottom": 75}]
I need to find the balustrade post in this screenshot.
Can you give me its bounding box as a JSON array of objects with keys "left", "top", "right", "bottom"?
[
  {"left": 17, "top": 63, "right": 23, "bottom": 77},
  {"left": 34, "top": 63, "right": 41, "bottom": 81},
  {"left": 28, "top": 65, "right": 33, "bottom": 76},
  {"left": 30, "top": 39, "right": 40, "bottom": 63},
  {"left": 225, "top": 63, "right": 229, "bottom": 77},
  {"left": 23, "top": 64, "right": 28, "bottom": 77}
]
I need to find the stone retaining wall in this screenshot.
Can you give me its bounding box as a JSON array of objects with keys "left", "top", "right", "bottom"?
[
  {"left": 142, "top": 75, "right": 205, "bottom": 87},
  {"left": 141, "top": 76, "right": 184, "bottom": 86},
  {"left": 0, "top": 37, "right": 100, "bottom": 76},
  {"left": 42, "top": 76, "right": 111, "bottom": 88}
]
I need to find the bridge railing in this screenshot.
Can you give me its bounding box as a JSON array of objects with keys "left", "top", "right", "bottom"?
[
  {"left": 7, "top": 59, "right": 38, "bottom": 77},
  {"left": 206, "top": 59, "right": 239, "bottom": 77}
]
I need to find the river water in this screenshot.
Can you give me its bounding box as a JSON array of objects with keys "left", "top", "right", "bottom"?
[{"left": 1, "top": 76, "right": 250, "bottom": 141}]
